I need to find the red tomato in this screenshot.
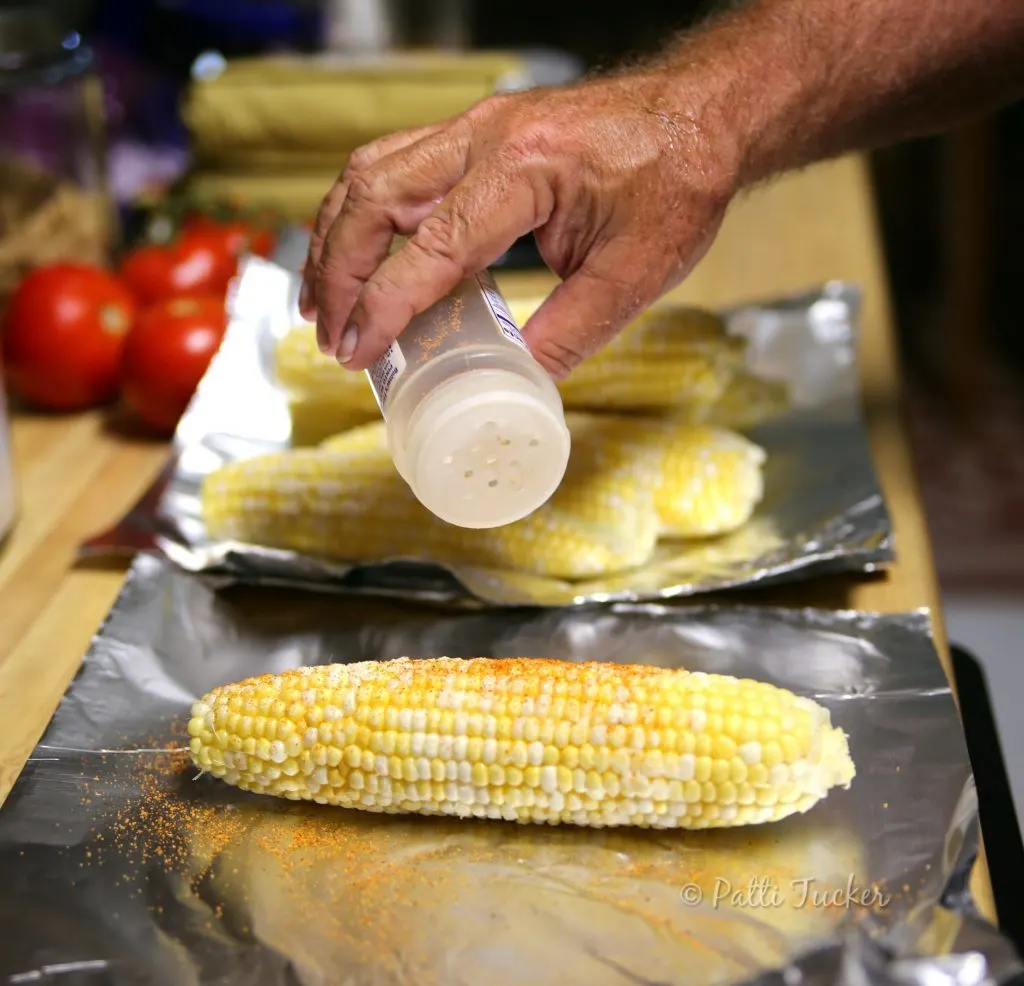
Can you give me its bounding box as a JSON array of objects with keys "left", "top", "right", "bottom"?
[
  {"left": 181, "top": 214, "right": 277, "bottom": 260},
  {"left": 120, "top": 231, "right": 238, "bottom": 306},
  {"left": 1, "top": 263, "right": 135, "bottom": 411},
  {"left": 120, "top": 295, "right": 228, "bottom": 435}
]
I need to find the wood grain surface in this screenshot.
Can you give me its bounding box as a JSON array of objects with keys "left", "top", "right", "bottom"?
[{"left": 0, "top": 153, "right": 993, "bottom": 921}]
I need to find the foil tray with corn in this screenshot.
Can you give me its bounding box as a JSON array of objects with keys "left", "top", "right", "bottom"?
[
  {"left": 88, "top": 254, "right": 892, "bottom": 606},
  {"left": 2, "top": 563, "right": 1011, "bottom": 986}
]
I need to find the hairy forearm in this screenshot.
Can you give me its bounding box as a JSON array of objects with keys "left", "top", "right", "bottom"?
[{"left": 651, "top": 0, "right": 1024, "bottom": 188}]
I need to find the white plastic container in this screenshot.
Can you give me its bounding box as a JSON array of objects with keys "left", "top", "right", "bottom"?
[{"left": 366, "top": 270, "right": 571, "bottom": 529}]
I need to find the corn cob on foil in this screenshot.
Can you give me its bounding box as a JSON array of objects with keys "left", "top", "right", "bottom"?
[
  {"left": 189, "top": 655, "right": 855, "bottom": 828},
  {"left": 202, "top": 413, "right": 766, "bottom": 579}
]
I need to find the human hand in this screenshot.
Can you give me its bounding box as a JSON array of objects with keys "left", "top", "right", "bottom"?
[{"left": 299, "top": 71, "right": 740, "bottom": 377}]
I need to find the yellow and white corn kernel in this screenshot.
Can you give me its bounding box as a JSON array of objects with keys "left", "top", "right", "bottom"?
[
  {"left": 318, "top": 420, "right": 390, "bottom": 456},
  {"left": 188, "top": 656, "right": 855, "bottom": 828},
  {"left": 650, "top": 424, "right": 767, "bottom": 538},
  {"left": 563, "top": 414, "right": 766, "bottom": 539}
]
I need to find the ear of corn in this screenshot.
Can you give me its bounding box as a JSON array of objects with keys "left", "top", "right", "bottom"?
[
  {"left": 553, "top": 308, "right": 748, "bottom": 413},
  {"left": 204, "top": 412, "right": 766, "bottom": 577},
  {"left": 274, "top": 301, "right": 755, "bottom": 425},
  {"left": 506, "top": 299, "right": 731, "bottom": 355},
  {"left": 505, "top": 300, "right": 746, "bottom": 412},
  {"left": 188, "top": 656, "right": 855, "bottom": 829},
  {"left": 274, "top": 324, "right": 380, "bottom": 445},
  {"left": 202, "top": 415, "right": 663, "bottom": 580},
  {"left": 555, "top": 353, "right": 736, "bottom": 412}
]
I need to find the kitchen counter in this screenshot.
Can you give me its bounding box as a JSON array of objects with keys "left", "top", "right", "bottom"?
[{"left": 0, "top": 153, "right": 994, "bottom": 922}]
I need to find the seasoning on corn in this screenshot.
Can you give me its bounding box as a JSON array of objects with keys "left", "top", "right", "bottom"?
[{"left": 188, "top": 656, "right": 855, "bottom": 828}]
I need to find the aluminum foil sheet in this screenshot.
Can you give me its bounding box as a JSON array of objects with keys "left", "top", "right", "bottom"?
[
  {"left": 1, "top": 553, "right": 1019, "bottom": 986},
  {"left": 80, "top": 246, "right": 892, "bottom": 606}
]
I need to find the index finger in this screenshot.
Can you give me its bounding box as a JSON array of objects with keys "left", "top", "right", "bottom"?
[
  {"left": 314, "top": 127, "right": 473, "bottom": 357},
  {"left": 298, "top": 122, "right": 444, "bottom": 325},
  {"left": 337, "top": 154, "right": 551, "bottom": 371}
]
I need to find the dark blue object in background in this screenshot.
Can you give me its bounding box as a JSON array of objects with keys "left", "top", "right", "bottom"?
[
  {"left": 83, "top": 0, "right": 325, "bottom": 163},
  {"left": 89, "top": 0, "right": 321, "bottom": 60}
]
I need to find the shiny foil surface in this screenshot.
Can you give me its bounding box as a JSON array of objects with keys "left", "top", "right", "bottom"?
[
  {"left": 81, "top": 245, "right": 893, "bottom": 606},
  {"left": 0, "top": 554, "right": 1019, "bottom": 985}
]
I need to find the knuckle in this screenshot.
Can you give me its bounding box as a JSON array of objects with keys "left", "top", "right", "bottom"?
[
  {"left": 311, "top": 188, "right": 341, "bottom": 234},
  {"left": 344, "top": 143, "right": 380, "bottom": 178},
  {"left": 532, "top": 336, "right": 584, "bottom": 379},
  {"left": 345, "top": 169, "right": 387, "bottom": 207},
  {"left": 463, "top": 93, "right": 506, "bottom": 122},
  {"left": 352, "top": 274, "right": 413, "bottom": 339},
  {"left": 411, "top": 213, "right": 462, "bottom": 268},
  {"left": 358, "top": 274, "right": 395, "bottom": 314},
  {"left": 506, "top": 122, "right": 559, "bottom": 163},
  {"left": 315, "top": 234, "right": 354, "bottom": 285},
  {"left": 308, "top": 220, "right": 329, "bottom": 255}
]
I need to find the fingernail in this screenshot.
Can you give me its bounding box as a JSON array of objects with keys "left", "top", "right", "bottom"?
[
  {"left": 316, "top": 316, "right": 331, "bottom": 354},
  {"left": 298, "top": 280, "right": 313, "bottom": 318},
  {"left": 337, "top": 324, "right": 358, "bottom": 365}
]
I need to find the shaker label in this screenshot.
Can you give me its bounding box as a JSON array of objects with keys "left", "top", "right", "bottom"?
[
  {"left": 367, "top": 341, "right": 407, "bottom": 412},
  {"left": 476, "top": 272, "right": 530, "bottom": 353}
]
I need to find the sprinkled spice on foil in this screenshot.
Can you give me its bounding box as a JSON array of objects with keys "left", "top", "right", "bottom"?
[{"left": 66, "top": 742, "right": 907, "bottom": 972}]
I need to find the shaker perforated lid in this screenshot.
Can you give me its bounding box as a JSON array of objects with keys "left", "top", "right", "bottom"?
[{"left": 404, "top": 369, "right": 571, "bottom": 530}]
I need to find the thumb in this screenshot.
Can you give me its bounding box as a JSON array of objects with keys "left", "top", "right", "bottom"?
[{"left": 520, "top": 244, "right": 665, "bottom": 378}]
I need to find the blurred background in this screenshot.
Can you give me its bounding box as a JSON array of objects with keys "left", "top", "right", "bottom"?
[{"left": 2, "top": 0, "right": 1023, "bottom": 718}]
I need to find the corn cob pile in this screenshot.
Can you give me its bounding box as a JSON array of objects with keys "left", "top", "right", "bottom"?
[
  {"left": 202, "top": 413, "right": 767, "bottom": 579},
  {"left": 188, "top": 656, "right": 855, "bottom": 828},
  {"left": 272, "top": 300, "right": 789, "bottom": 446}
]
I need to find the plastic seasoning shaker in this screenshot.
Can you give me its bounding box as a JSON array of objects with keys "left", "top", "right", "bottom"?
[{"left": 366, "top": 270, "right": 571, "bottom": 529}]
